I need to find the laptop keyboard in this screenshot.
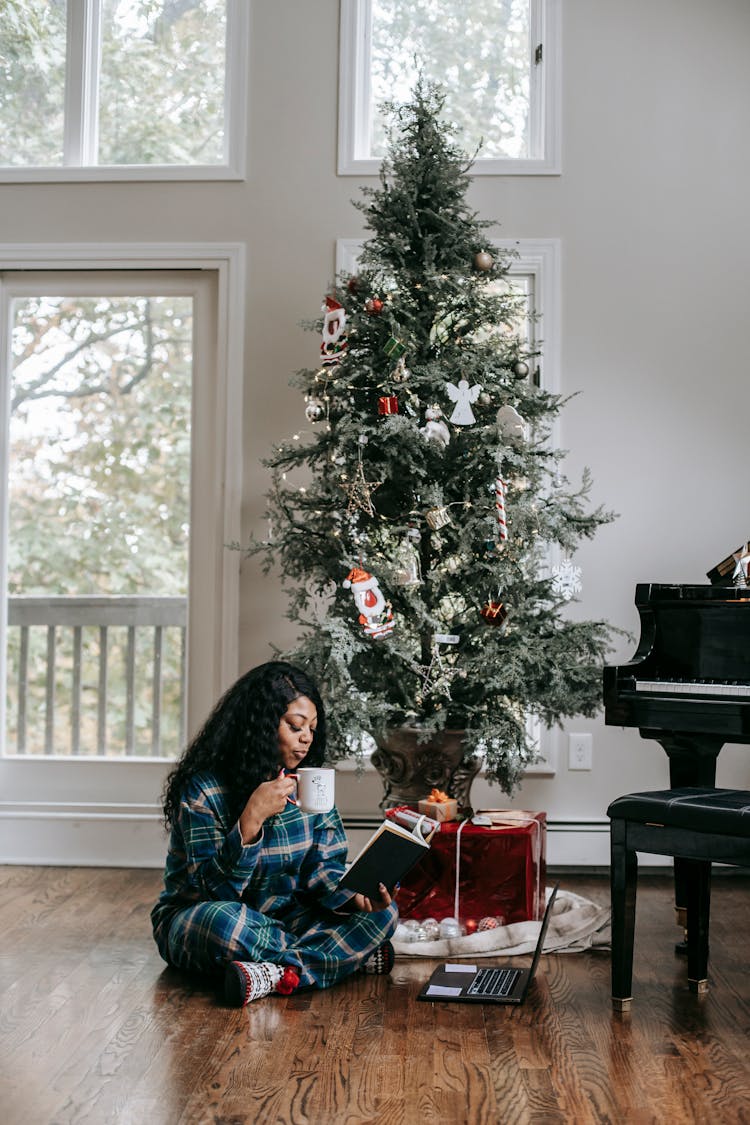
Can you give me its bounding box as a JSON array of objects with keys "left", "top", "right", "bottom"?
[{"left": 466, "top": 967, "right": 520, "bottom": 998}]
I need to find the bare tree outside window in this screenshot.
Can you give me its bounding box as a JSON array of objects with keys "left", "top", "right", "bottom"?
[{"left": 5, "top": 295, "right": 192, "bottom": 757}]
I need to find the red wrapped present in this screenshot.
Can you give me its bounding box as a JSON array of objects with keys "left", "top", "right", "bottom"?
[{"left": 393, "top": 810, "right": 546, "bottom": 925}]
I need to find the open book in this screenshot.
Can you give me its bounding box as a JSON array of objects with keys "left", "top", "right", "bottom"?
[{"left": 337, "top": 818, "right": 433, "bottom": 900}]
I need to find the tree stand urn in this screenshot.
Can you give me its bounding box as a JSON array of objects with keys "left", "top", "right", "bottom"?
[{"left": 371, "top": 728, "right": 482, "bottom": 817}]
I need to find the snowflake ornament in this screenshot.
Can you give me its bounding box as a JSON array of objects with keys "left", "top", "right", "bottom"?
[{"left": 551, "top": 558, "right": 583, "bottom": 601}]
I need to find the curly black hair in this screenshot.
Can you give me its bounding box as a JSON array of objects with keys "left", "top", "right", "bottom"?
[{"left": 161, "top": 661, "right": 327, "bottom": 827}]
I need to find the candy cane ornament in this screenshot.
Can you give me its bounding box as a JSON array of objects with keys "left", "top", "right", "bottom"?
[{"left": 495, "top": 473, "right": 508, "bottom": 544}]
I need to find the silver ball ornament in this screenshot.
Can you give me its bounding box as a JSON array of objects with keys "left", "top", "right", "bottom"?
[
  {"left": 474, "top": 250, "right": 494, "bottom": 272},
  {"left": 512, "top": 360, "right": 530, "bottom": 379}
]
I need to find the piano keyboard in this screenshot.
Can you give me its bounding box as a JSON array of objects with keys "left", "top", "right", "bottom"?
[{"left": 635, "top": 679, "right": 750, "bottom": 699}]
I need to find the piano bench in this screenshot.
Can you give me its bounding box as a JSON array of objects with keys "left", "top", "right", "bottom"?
[{"left": 607, "top": 786, "right": 750, "bottom": 1009}]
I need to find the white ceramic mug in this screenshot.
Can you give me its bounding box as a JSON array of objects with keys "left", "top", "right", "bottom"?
[{"left": 289, "top": 767, "right": 335, "bottom": 813}]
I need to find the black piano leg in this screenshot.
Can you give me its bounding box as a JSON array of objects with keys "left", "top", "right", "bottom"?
[
  {"left": 610, "top": 818, "right": 637, "bottom": 1009},
  {"left": 686, "top": 859, "right": 711, "bottom": 993}
]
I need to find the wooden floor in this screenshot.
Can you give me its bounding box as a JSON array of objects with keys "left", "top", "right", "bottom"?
[{"left": 1, "top": 869, "right": 749, "bottom": 1125}]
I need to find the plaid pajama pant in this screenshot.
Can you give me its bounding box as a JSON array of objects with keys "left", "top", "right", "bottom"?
[{"left": 152, "top": 772, "right": 398, "bottom": 990}]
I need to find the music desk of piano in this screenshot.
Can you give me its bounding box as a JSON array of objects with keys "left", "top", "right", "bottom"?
[{"left": 604, "top": 583, "right": 750, "bottom": 930}]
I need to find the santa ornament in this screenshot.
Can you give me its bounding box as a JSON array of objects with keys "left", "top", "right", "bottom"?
[
  {"left": 320, "top": 296, "right": 348, "bottom": 369},
  {"left": 343, "top": 566, "right": 395, "bottom": 640}
]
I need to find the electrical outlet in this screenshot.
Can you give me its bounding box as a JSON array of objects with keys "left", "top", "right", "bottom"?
[{"left": 568, "top": 732, "right": 593, "bottom": 770}]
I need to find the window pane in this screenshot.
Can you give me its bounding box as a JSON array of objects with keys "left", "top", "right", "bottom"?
[
  {"left": 6, "top": 294, "right": 192, "bottom": 756},
  {"left": 98, "top": 0, "right": 227, "bottom": 165},
  {"left": 371, "top": 0, "right": 531, "bottom": 160},
  {"left": 0, "top": 0, "right": 67, "bottom": 166}
]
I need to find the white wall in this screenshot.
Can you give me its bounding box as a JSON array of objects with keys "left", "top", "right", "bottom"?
[{"left": 2, "top": 0, "right": 749, "bottom": 865}]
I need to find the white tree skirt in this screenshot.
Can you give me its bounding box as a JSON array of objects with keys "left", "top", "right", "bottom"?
[{"left": 393, "top": 886, "right": 611, "bottom": 959}]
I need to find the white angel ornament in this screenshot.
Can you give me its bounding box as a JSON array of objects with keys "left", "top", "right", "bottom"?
[{"left": 445, "top": 378, "right": 482, "bottom": 425}]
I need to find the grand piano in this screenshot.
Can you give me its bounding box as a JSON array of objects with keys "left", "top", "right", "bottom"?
[{"left": 603, "top": 581, "right": 750, "bottom": 925}]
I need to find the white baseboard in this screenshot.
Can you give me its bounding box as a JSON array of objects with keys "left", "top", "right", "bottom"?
[
  {"left": 0, "top": 804, "right": 667, "bottom": 869},
  {"left": 0, "top": 802, "right": 168, "bottom": 867}
]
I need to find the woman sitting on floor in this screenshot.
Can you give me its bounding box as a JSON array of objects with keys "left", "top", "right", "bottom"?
[{"left": 151, "top": 660, "right": 397, "bottom": 1006}]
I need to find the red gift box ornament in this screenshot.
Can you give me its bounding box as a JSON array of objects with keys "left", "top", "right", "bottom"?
[
  {"left": 480, "top": 599, "right": 508, "bottom": 626},
  {"left": 378, "top": 395, "right": 399, "bottom": 415}
]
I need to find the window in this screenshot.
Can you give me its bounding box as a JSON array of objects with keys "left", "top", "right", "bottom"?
[
  {"left": 5, "top": 287, "right": 192, "bottom": 757},
  {"left": 338, "top": 0, "right": 560, "bottom": 176},
  {"left": 0, "top": 0, "right": 248, "bottom": 181}
]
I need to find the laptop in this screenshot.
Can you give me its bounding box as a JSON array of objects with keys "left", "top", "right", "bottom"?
[{"left": 417, "top": 883, "right": 558, "bottom": 1005}]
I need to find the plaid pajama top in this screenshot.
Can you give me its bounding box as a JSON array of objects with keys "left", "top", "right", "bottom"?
[{"left": 151, "top": 771, "right": 355, "bottom": 948}]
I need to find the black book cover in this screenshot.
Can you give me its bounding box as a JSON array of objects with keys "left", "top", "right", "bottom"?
[{"left": 337, "top": 819, "right": 431, "bottom": 899}]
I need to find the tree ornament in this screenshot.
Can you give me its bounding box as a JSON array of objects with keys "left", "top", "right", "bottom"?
[
  {"left": 365, "top": 297, "right": 384, "bottom": 316},
  {"left": 343, "top": 566, "right": 394, "bottom": 640},
  {"left": 512, "top": 359, "right": 530, "bottom": 379},
  {"left": 479, "top": 391, "right": 492, "bottom": 406},
  {"left": 425, "top": 505, "right": 451, "bottom": 530},
  {"left": 420, "top": 405, "right": 450, "bottom": 448},
  {"left": 377, "top": 395, "right": 399, "bottom": 415},
  {"left": 551, "top": 558, "right": 583, "bottom": 601},
  {"left": 347, "top": 276, "right": 360, "bottom": 295},
  {"left": 474, "top": 250, "right": 494, "bottom": 272},
  {"left": 393, "top": 533, "right": 422, "bottom": 586},
  {"left": 494, "top": 474, "right": 508, "bottom": 543},
  {"left": 496, "top": 404, "right": 527, "bottom": 441},
  {"left": 320, "top": 296, "right": 347, "bottom": 369},
  {"left": 343, "top": 447, "right": 381, "bottom": 516},
  {"left": 480, "top": 599, "right": 509, "bottom": 626},
  {"left": 477, "top": 916, "right": 501, "bottom": 931},
  {"left": 383, "top": 336, "right": 406, "bottom": 358},
  {"left": 419, "top": 640, "right": 453, "bottom": 696},
  {"left": 304, "top": 397, "right": 325, "bottom": 422},
  {"left": 445, "top": 378, "right": 482, "bottom": 425},
  {"left": 392, "top": 356, "right": 409, "bottom": 382}
]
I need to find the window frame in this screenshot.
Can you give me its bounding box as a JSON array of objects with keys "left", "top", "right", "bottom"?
[
  {"left": 0, "top": 0, "right": 249, "bottom": 184},
  {"left": 338, "top": 0, "right": 561, "bottom": 177},
  {"left": 334, "top": 236, "right": 561, "bottom": 776}
]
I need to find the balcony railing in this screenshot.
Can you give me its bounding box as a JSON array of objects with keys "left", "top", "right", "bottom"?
[{"left": 6, "top": 596, "right": 187, "bottom": 758}]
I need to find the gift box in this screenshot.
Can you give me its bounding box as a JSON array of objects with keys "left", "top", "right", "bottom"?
[
  {"left": 378, "top": 395, "right": 399, "bottom": 415},
  {"left": 418, "top": 796, "right": 458, "bottom": 822},
  {"left": 394, "top": 810, "right": 546, "bottom": 925},
  {"left": 382, "top": 335, "right": 406, "bottom": 358}
]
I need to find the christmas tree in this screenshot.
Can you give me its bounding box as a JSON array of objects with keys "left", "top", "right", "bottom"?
[{"left": 249, "top": 79, "right": 615, "bottom": 795}]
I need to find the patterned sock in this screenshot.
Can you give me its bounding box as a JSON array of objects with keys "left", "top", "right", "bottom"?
[
  {"left": 224, "top": 961, "right": 300, "bottom": 1007},
  {"left": 359, "top": 939, "right": 395, "bottom": 975}
]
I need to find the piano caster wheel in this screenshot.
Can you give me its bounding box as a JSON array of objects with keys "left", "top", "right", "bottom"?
[
  {"left": 688, "top": 978, "right": 709, "bottom": 995},
  {"left": 611, "top": 996, "right": 632, "bottom": 1012}
]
